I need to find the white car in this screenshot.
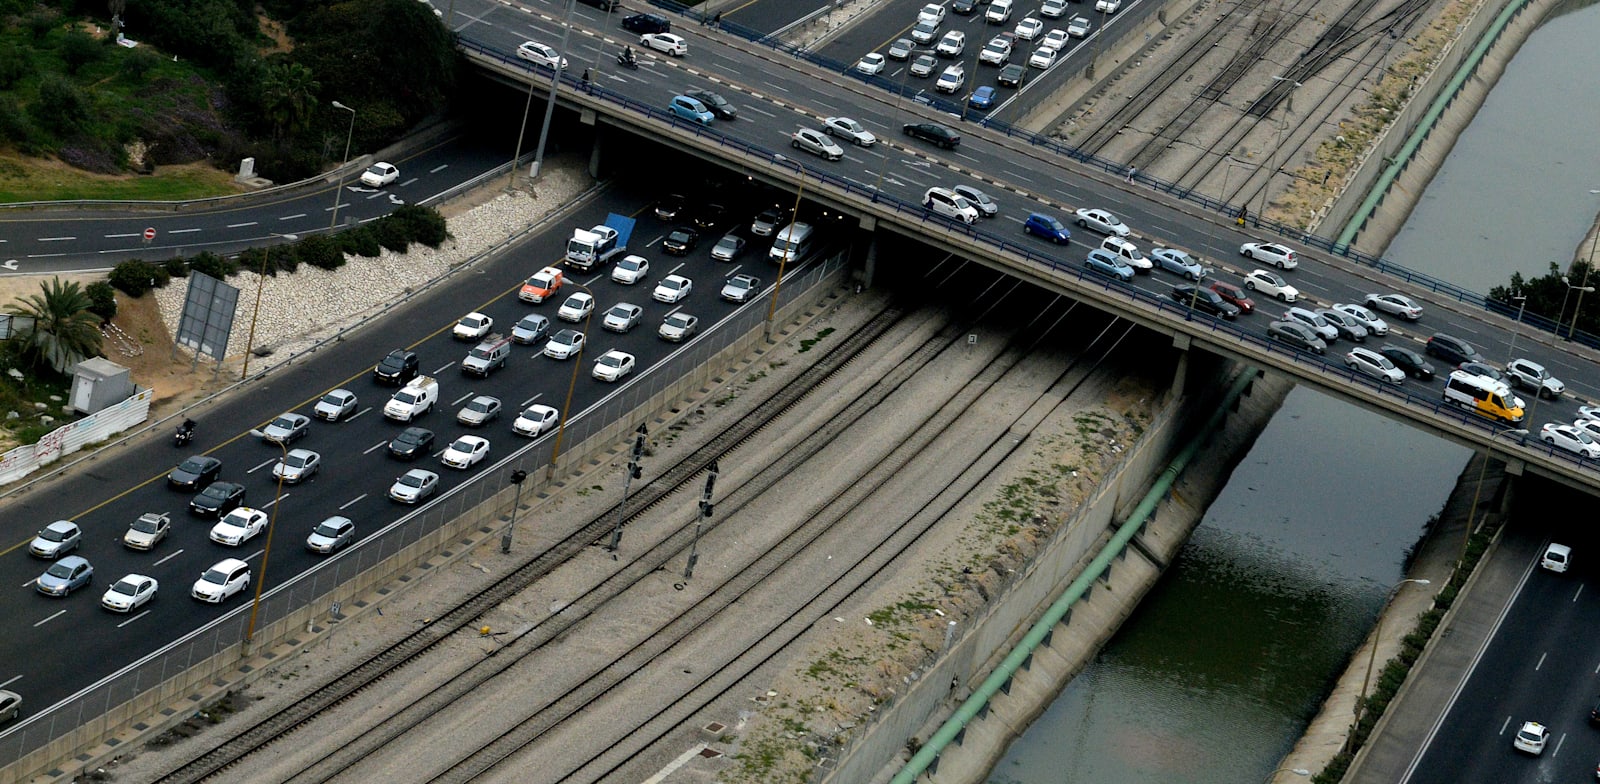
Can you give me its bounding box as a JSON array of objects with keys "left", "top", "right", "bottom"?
[
  {"left": 1095, "top": 0, "right": 1121, "bottom": 12},
  {"left": 192, "top": 558, "right": 250, "bottom": 603},
  {"left": 101, "top": 574, "right": 158, "bottom": 612},
  {"left": 640, "top": 32, "right": 687, "bottom": 56},
  {"left": 1331, "top": 303, "right": 1389, "bottom": 336},
  {"left": 1014, "top": 17, "right": 1044, "bottom": 40},
  {"left": 856, "top": 52, "right": 887, "bottom": 75},
  {"left": 543, "top": 328, "right": 585, "bottom": 359},
  {"left": 659, "top": 312, "right": 699, "bottom": 342},
  {"left": 952, "top": 185, "right": 998, "bottom": 217},
  {"left": 558, "top": 292, "right": 595, "bottom": 322},
  {"left": 1041, "top": 0, "right": 1069, "bottom": 17},
  {"left": 441, "top": 435, "right": 490, "bottom": 469},
  {"left": 1364, "top": 292, "right": 1423, "bottom": 320},
  {"left": 823, "top": 117, "right": 877, "bottom": 146},
  {"left": 1242, "top": 269, "right": 1299, "bottom": 302},
  {"left": 1573, "top": 418, "right": 1600, "bottom": 441},
  {"left": 516, "top": 41, "right": 567, "bottom": 70},
  {"left": 1283, "top": 306, "right": 1339, "bottom": 342},
  {"left": 1074, "top": 208, "right": 1131, "bottom": 237},
  {"left": 210, "top": 507, "right": 268, "bottom": 547},
  {"left": 1513, "top": 721, "right": 1549, "bottom": 754},
  {"left": 602, "top": 302, "right": 644, "bottom": 333},
  {"left": 792, "top": 128, "right": 845, "bottom": 161},
  {"left": 979, "top": 36, "right": 1012, "bottom": 65},
  {"left": 512, "top": 404, "right": 561, "bottom": 437},
  {"left": 653, "top": 274, "right": 694, "bottom": 303},
  {"left": 1027, "top": 46, "right": 1057, "bottom": 69},
  {"left": 1067, "top": 15, "right": 1092, "bottom": 37},
  {"left": 918, "top": 2, "right": 946, "bottom": 26},
  {"left": 923, "top": 187, "right": 980, "bottom": 224},
  {"left": 453, "top": 312, "right": 493, "bottom": 341},
  {"left": 359, "top": 162, "right": 398, "bottom": 188},
  {"left": 1099, "top": 236, "right": 1151, "bottom": 272},
  {"left": 1041, "top": 29, "right": 1070, "bottom": 51},
  {"left": 1240, "top": 241, "right": 1299, "bottom": 269},
  {"left": 611, "top": 255, "right": 650, "bottom": 284},
  {"left": 593, "top": 350, "right": 636, "bottom": 382},
  {"left": 935, "top": 30, "right": 965, "bottom": 57},
  {"left": 1542, "top": 542, "right": 1571, "bottom": 573},
  {"left": 985, "top": 0, "right": 1013, "bottom": 23},
  {"left": 1541, "top": 423, "right": 1600, "bottom": 459},
  {"left": 313, "top": 388, "right": 358, "bottom": 421},
  {"left": 389, "top": 469, "right": 439, "bottom": 504},
  {"left": 271, "top": 448, "right": 321, "bottom": 484},
  {"left": 911, "top": 21, "right": 939, "bottom": 44},
  {"left": 1345, "top": 347, "right": 1405, "bottom": 385},
  {"left": 935, "top": 64, "right": 965, "bottom": 93}
]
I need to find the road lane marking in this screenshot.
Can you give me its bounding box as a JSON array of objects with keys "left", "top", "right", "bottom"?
[
  {"left": 33, "top": 609, "right": 65, "bottom": 626},
  {"left": 520, "top": 393, "right": 544, "bottom": 407},
  {"left": 340, "top": 494, "right": 367, "bottom": 510},
  {"left": 364, "top": 441, "right": 388, "bottom": 455},
  {"left": 261, "top": 492, "right": 291, "bottom": 509},
  {"left": 155, "top": 549, "right": 184, "bottom": 566},
  {"left": 105, "top": 232, "right": 141, "bottom": 238},
  {"left": 279, "top": 213, "right": 307, "bottom": 221},
  {"left": 226, "top": 222, "right": 257, "bottom": 228},
  {"left": 248, "top": 458, "right": 274, "bottom": 474},
  {"left": 432, "top": 361, "right": 455, "bottom": 374},
  {"left": 430, "top": 164, "right": 448, "bottom": 173},
  {"left": 453, "top": 391, "right": 474, "bottom": 405},
  {"left": 349, "top": 406, "right": 371, "bottom": 422},
  {"left": 170, "top": 228, "right": 201, "bottom": 234},
  {"left": 38, "top": 236, "right": 76, "bottom": 242},
  {"left": 117, "top": 610, "right": 152, "bottom": 628}
]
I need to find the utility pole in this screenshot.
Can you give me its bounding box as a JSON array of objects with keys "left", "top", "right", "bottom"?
[
  {"left": 608, "top": 424, "right": 647, "bottom": 552},
  {"left": 685, "top": 460, "right": 718, "bottom": 579}
]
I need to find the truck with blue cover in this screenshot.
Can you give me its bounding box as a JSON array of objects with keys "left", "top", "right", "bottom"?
[{"left": 565, "top": 213, "right": 635, "bottom": 271}]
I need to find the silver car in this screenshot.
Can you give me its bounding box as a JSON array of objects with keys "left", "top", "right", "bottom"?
[
  {"left": 1150, "top": 248, "right": 1204, "bottom": 280},
  {"left": 602, "top": 303, "right": 644, "bottom": 333},
  {"left": 260, "top": 412, "right": 310, "bottom": 445},
  {"left": 306, "top": 516, "right": 356, "bottom": 554},
  {"left": 29, "top": 520, "right": 81, "bottom": 559},
  {"left": 313, "top": 389, "right": 358, "bottom": 421},
  {"left": 271, "top": 448, "right": 321, "bottom": 484},
  {"left": 457, "top": 395, "right": 503, "bottom": 426},
  {"left": 792, "top": 128, "right": 844, "bottom": 161}
]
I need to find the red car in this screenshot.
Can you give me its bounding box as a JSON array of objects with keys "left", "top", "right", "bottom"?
[{"left": 1209, "top": 281, "right": 1255, "bottom": 315}]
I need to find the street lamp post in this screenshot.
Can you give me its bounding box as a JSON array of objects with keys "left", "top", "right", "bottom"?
[
  {"left": 874, "top": 47, "right": 928, "bottom": 197},
  {"left": 241, "top": 232, "right": 297, "bottom": 381},
  {"left": 1458, "top": 428, "right": 1527, "bottom": 578},
  {"left": 765, "top": 155, "right": 807, "bottom": 343},
  {"left": 530, "top": 0, "right": 579, "bottom": 181},
  {"left": 329, "top": 101, "right": 356, "bottom": 230},
  {"left": 1565, "top": 267, "right": 1596, "bottom": 340},
  {"left": 607, "top": 424, "right": 647, "bottom": 552},
  {"left": 1256, "top": 77, "right": 1301, "bottom": 223},
  {"left": 243, "top": 438, "right": 289, "bottom": 651},
  {"left": 1505, "top": 294, "right": 1528, "bottom": 360},
  {"left": 546, "top": 282, "right": 594, "bottom": 482},
  {"left": 1554, "top": 275, "right": 1594, "bottom": 340},
  {"left": 1346, "top": 578, "right": 1432, "bottom": 753}
]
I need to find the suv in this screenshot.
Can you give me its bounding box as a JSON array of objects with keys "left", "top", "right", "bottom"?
[
  {"left": 1504, "top": 357, "right": 1564, "bottom": 399},
  {"left": 903, "top": 122, "right": 961, "bottom": 149},
  {"left": 373, "top": 349, "right": 419, "bottom": 385},
  {"left": 923, "top": 187, "right": 979, "bottom": 224},
  {"left": 1424, "top": 333, "right": 1480, "bottom": 366},
  {"left": 622, "top": 13, "right": 670, "bottom": 34},
  {"left": 1169, "top": 285, "right": 1239, "bottom": 319}
]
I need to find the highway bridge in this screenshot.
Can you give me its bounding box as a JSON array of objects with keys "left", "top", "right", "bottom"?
[{"left": 444, "top": 0, "right": 1600, "bottom": 492}]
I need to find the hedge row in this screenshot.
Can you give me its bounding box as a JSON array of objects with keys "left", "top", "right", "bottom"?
[{"left": 107, "top": 204, "right": 449, "bottom": 297}]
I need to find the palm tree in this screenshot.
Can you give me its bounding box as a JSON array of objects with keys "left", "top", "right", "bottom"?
[
  {"left": 6, "top": 278, "right": 103, "bottom": 374},
  {"left": 261, "top": 61, "right": 321, "bottom": 141}
]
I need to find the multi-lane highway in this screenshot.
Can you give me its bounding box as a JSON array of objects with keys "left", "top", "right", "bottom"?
[
  {"left": 439, "top": 0, "right": 1600, "bottom": 484},
  {"left": 0, "top": 178, "right": 809, "bottom": 724}
]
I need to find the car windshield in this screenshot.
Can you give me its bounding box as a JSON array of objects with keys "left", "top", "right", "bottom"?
[
  {"left": 450, "top": 439, "right": 474, "bottom": 452},
  {"left": 271, "top": 417, "right": 295, "bottom": 429},
  {"left": 177, "top": 458, "right": 207, "bottom": 473},
  {"left": 669, "top": 231, "right": 692, "bottom": 243},
  {"left": 400, "top": 474, "right": 426, "bottom": 488},
  {"left": 666, "top": 314, "right": 692, "bottom": 328},
  {"left": 314, "top": 521, "right": 345, "bottom": 537},
  {"left": 397, "top": 430, "right": 426, "bottom": 445},
  {"left": 39, "top": 527, "right": 68, "bottom": 541},
  {"left": 285, "top": 454, "right": 311, "bottom": 468},
  {"left": 618, "top": 259, "right": 642, "bottom": 271},
  {"left": 131, "top": 517, "right": 162, "bottom": 533},
  {"left": 564, "top": 296, "right": 586, "bottom": 308},
  {"left": 201, "top": 567, "right": 231, "bottom": 584},
  {"left": 394, "top": 391, "right": 420, "bottom": 404},
  {"left": 518, "top": 316, "right": 544, "bottom": 329},
  {"left": 468, "top": 400, "right": 493, "bottom": 413},
  {"left": 601, "top": 355, "right": 625, "bottom": 368},
  {"left": 364, "top": 165, "right": 386, "bottom": 177},
  {"left": 320, "top": 393, "right": 344, "bottom": 406},
  {"left": 201, "top": 485, "right": 230, "bottom": 500},
  {"left": 45, "top": 562, "right": 75, "bottom": 578},
  {"left": 113, "top": 578, "right": 141, "bottom": 594}
]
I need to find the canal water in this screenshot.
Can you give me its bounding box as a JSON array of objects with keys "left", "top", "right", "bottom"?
[{"left": 987, "top": 4, "right": 1600, "bottom": 781}]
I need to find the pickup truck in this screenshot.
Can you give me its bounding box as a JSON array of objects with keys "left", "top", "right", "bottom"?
[
  {"left": 461, "top": 334, "right": 511, "bottom": 377},
  {"left": 383, "top": 376, "right": 439, "bottom": 422},
  {"left": 565, "top": 213, "right": 636, "bottom": 271}
]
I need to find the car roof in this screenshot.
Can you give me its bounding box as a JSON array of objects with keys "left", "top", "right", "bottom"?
[{"left": 57, "top": 555, "right": 89, "bottom": 567}]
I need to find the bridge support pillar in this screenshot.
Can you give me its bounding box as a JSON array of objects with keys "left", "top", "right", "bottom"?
[
  {"left": 1169, "top": 333, "right": 1191, "bottom": 402},
  {"left": 860, "top": 231, "right": 878, "bottom": 289},
  {"left": 588, "top": 125, "right": 603, "bottom": 180}
]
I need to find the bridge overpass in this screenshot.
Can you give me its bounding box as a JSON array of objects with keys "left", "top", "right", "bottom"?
[{"left": 445, "top": 0, "right": 1600, "bottom": 492}]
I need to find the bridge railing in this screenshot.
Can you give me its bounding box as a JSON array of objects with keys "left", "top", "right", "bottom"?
[{"left": 591, "top": 5, "right": 1600, "bottom": 349}]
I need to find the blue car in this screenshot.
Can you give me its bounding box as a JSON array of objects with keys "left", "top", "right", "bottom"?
[
  {"left": 667, "top": 95, "right": 714, "bottom": 126},
  {"left": 968, "top": 86, "right": 996, "bottom": 110},
  {"left": 1083, "top": 249, "right": 1135, "bottom": 282},
  {"left": 1023, "top": 213, "right": 1072, "bottom": 244},
  {"left": 36, "top": 555, "right": 93, "bottom": 597}
]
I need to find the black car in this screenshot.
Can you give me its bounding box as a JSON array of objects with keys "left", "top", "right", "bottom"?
[
  {"left": 1169, "top": 285, "right": 1239, "bottom": 319},
  {"left": 997, "top": 63, "right": 1026, "bottom": 88},
  {"left": 1266, "top": 321, "right": 1326, "bottom": 355},
  {"left": 374, "top": 349, "right": 419, "bottom": 385},
  {"left": 662, "top": 226, "right": 700, "bottom": 255},
  {"left": 1456, "top": 360, "right": 1504, "bottom": 383},
  {"left": 576, "top": 0, "right": 617, "bottom": 9},
  {"left": 1379, "top": 344, "right": 1435, "bottom": 380},
  {"left": 389, "top": 427, "right": 436, "bottom": 460},
  {"left": 1424, "top": 333, "right": 1481, "bottom": 366},
  {"left": 691, "top": 203, "right": 727, "bottom": 229},
  {"left": 903, "top": 122, "right": 961, "bottom": 149},
  {"left": 654, "top": 193, "right": 687, "bottom": 221},
  {"left": 622, "top": 13, "right": 670, "bottom": 34},
  {"left": 952, "top": 0, "right": 978, "bottom": 13},
  {"left": 190, "top": 481, "right": 245, "bottom": 517},
  {"left": 168, "top": 455, "right": 223, "bottom": 491},
  {"left": 686, "top": 91, "right": 737, "bottom": 120}
]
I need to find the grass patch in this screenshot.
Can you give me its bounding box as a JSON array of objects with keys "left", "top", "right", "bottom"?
[
  {"left": 798, "top": 327, "right": 835, "bottom": 353},
  {"left": 0, "top": 155, "right": 241, "bottom": 202}
]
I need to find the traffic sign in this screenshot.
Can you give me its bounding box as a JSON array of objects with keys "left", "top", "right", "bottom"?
[{"left": 142, "top": 227, "right": 156, "bottom": 240}]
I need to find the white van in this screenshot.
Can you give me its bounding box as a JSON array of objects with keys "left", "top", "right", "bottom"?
[
  {"left": 768, "top": 222, "right": 814, "bottom": 263},
  {"left": 1441, "top": 370, "right": 1524, "bottom": 424}
]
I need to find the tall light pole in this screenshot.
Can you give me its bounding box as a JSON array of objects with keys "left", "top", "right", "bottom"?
[
  {"left": 1256, "top": 77, "right": 1301, "bottom": 223},
  {"left": 1346, "top": 578, "right": 1431, "bottom": 753},
  {"left": 1569, "top": 189, "right": 1600, "bottom": 340},
  {"left": 530, "top": 0, "right": 579, "bottom": 181},
  {"left": 1458, "top": 428, "right": 1526, "bottom": 579},
  {"left": 546, "top": 282, "right": 594, "bottom": 482},
  {"left": 501, "top": 469, "right": 528, "bottom": 553},
  {"left": 241, "top": 233, "right": 297, "bottom": 380},
  {"left": 765, "top": 154, "right": 807, "bottom": 343},
  {"left": 684, "top": 460, "right": 718, "bottom": 579},
  {"left": 607, "top": 424, "right": 647, "bottom": 552},
  {"left": 874, "top": 46, "right": 928, "bottom": 197},
  {"left": 243, "top": 438, "right": 289, "bottom": 652},
  {"left": 1505, "top": 294, "right": 1527, "bottom": 360},
  {"left": 329, "top": 101, "right": 356, "bottom": 229}
]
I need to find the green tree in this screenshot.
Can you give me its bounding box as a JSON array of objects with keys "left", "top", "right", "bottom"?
[
  {"left": 30, "top": 74, "right": 91, "bottom": 135},
  {"left": 0, "top": 42, "right": 34, "bottom": 89},
  {"left": 6, "top": 278, "right": 103, "bottom": 374},
  {"left": 260, "top": 60, "right": 320, "bottom": 140},
  {"left": 59, "top": 30, "right": 103, "bottom": 75}
]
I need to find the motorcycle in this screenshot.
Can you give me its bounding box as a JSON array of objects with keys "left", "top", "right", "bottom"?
[
  {"left": 617, "top": 51, "right": 638, "bottom": 69},
  {"left": 174, "top": 420, "right": 195, "bottom": 447}
]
